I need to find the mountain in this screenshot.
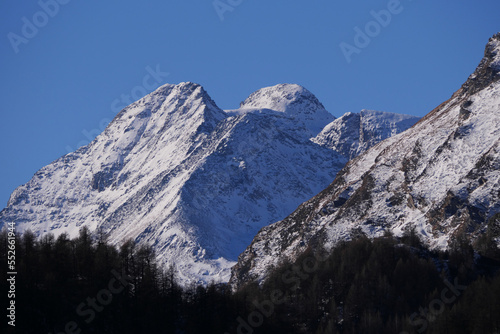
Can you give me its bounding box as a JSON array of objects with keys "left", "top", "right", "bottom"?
[
  {"left": 0, "top": 82, "right": 416, "bottom": 285},
  {"left": 313, "top": 109, "right": 420, "bottom": 160},
  {"left": 230, "top": 33, "right": 500, "bottom": 289},
  {"left": 237, "top": 83, "right": 335, "bottom": 135}
]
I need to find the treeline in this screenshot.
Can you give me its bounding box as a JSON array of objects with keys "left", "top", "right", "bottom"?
[
  {"left": 236, "top": 230, "right": 500, "bottom": 333},
  {"left": 1, "top": 228, "right": 500, "bottom": 333},
  {"left": 0, "top": 227, "right": 235, "bottom": 334}
]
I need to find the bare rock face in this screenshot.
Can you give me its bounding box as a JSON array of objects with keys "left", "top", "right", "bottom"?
[{"left": 462, "top": 33, "right": 500, "bottom": 96}]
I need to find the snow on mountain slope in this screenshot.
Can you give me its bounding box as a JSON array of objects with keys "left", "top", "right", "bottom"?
[
  {"left": 1, "top": 83, "right": 356, "bottom": 285},
  {"left": 230, "top": 33, "right": 500, "bottom": 289},
  {"left": 313, "top": 110, "right": 420, "bottom": 160}
]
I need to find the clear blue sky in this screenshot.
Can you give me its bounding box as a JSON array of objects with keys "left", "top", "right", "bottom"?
[{"left": 1, "top": 0, "right": 499, "bottom": 207}]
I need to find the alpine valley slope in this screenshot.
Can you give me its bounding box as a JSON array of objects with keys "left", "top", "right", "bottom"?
[
  {"left": 0, "top": 83, "right": 418, "bottom": 285},
  {"left": 230, "top": 33, "right": 500, "bottom": 289}
]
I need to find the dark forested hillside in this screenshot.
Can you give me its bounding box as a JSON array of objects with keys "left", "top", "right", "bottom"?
[{"left": 1, "top": 228, "right": 500, "bottom": 334}]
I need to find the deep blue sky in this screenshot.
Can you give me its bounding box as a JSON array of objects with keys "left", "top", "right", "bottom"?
[{"left": 1, "top": 0, "right": 499, "bottom": 207}]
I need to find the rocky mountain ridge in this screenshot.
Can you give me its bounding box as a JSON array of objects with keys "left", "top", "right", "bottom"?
[{"left": 230, "top": 33, "right": 500, "bottom": 289}]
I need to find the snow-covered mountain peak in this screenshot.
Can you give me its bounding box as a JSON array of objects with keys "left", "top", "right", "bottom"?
[
  {"left": 172, "top": 81, "right": 214, "bottom": 101},
  {"left": 239, "top": 84, "right": 335, "bottom": 134},
  {"left": 154, "top": 82, "right": 223, "bottom": 114},
  {"left": 118, "top": 82, "right": 223, "bottom": 115},
  {"left": 240, "top": 84, "right": 316, "bottom": 111},
  {"left": 112, "top": 81, "right": 228, "bottom": 141},
  {"left": 155, "top": 81, "right": 202, "bottom": 94},
  {"left": 312, "top": 109, "right": 420, "bottom": 160}
]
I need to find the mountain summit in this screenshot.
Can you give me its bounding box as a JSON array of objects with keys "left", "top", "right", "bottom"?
[
  {"left": 239, "top": 84, "right": 335, "bottom": 134},
  {"left": 313, "top": 109, "right": 420, "bottom": 160},
  {"left": 462, "top": 32, "right": 500, "bottom": 95}
]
